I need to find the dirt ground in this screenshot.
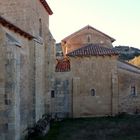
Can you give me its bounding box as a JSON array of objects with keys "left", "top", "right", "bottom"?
[{"left": 37, "top": 115, "right": 140, "bottom": 140}]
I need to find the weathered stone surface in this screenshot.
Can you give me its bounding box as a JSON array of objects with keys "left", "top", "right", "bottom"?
[
  {"left": 71, "top": 56, "right": 118, "bottom": 117},
  {"left": 54, "top": 26, "right": 140, "bottom": 119},
  {"left": 52, "top": 74, "right": 72, "bottom": 118},
  {"left": 61, "top": 25, "right": 114, "bottom": 55},
  {"left": 1, "top": 1, "right": 140, "bottom": 140},
  {"left": 0, "top": 1, "right": 55, "bottom": 140},
  {"left": 118, "top": 63, "right": 140, "bottom": 114}
]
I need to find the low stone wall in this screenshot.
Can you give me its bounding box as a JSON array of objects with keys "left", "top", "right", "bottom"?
[
  {"left": 51, "top": 72, "right": 72, "bottom": 118},
  {"left": 118, "top": 67, "right": 140, "bottom": 114}
]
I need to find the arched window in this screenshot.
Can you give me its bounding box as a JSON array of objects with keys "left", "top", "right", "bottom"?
[
  {"left": 131, "top": 86, "right": 136, "bottom": 96},
  {"left": 91, "top": 89, "right": 95, "bottom": 96}
]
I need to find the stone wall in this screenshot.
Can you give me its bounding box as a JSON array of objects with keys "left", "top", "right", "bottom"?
[
  {"left": 0, "top": 0, "right": 49, "bottom": 37},
  {"left": 0, "top": 26, "right": 34, "bottom": 140},
  {"left": 0, "top": 1, "right": 55, "bottom": 140},
  {"left": 53, "top": 55, "right": 120, "bottom": 118},
  {"left": 34, "top": 41, "right": 45, "bottom": 122},
  {"left": 118, "top": 63, "right": 140, "bottom": 114},
  {"left": 45, "top": 31, "right": 56, "bottom": 114},
  {"left": 0, "top": 26, "right": 7, "bottom": 140},
  {"left": 62, "top": 27, "right": 113, "bottom": 55},
  {"left": 0, "top": 23, "right": 55, "bottom": 140},
  {"left": 0, "top": 0, "right": 56, "bottom": 116},
  {"left": 70, "top": 56, "right": 118, "bottom": 117},
  {"left": 52, "top": 72, "right": 72, "bottom": 118}
]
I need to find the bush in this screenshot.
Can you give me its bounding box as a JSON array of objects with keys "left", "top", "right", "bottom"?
[{"left": 25, "top": 114, "right": 51, "bottom": 140}]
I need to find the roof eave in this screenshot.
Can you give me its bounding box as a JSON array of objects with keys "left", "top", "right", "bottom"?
[
  {"left": 118, "top": 60, "right": 140, "bottom": 70},
  {"left": 39, "top": 0, "right": 53, "bottom": 15},
  {"left": 111, "top": 38, "right": 116, "bottom": 43},
  {"left": 67, "top": 54, "right": 118, "bottom": 57},
  {"left": 0, "top": 16, "right": 34, "bottom": 40},
  {"left": 62, "top": 25, "right": 116, "bottom": 42}
]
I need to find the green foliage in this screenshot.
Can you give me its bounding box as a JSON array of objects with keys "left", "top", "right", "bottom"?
[{"left": 114, "top": 46, "right": 140, "bottom": 61}]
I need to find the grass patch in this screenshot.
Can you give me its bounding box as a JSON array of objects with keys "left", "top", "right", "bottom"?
[{"left": 36, "top": 115, "right": 140, "bottom": 140}]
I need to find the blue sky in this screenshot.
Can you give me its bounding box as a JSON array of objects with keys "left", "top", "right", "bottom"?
[{"left": 47, "top": 0, "right": 140, "bottom": 48}]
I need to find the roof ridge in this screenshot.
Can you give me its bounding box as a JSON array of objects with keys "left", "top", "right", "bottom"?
[{"left": 62, "top": 25, "right": 115, "bottom": 42}]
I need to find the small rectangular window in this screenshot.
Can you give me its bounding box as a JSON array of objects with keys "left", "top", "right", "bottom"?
[
  {"left": 4, "top": 94, "right": 11, "bottom": 105},
  {"left": 4, "top": 123, "right": 8, "bottom": 131},
  {"left": 51, "top": 90, "right": 55, "bottom": 98}
]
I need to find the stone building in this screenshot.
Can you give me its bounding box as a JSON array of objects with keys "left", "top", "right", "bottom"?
[
  {"left": 1, "top": 0, "right": 140, "bottom": 139},
  {"left": 0, "top": 1, "right": 55, "bottom": 140},
  {"left": 55, "top": 25, "right": 140, "bottom": 118}
]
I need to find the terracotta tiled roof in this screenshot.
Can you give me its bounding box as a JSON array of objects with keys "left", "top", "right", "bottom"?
[
  {"left": 39, "top": 0, "right": 53, "bottom": 15},
  {"left": 56, "top": 58, "right": 70, "bottom": 72},
  {"left": 67, "top": 44, "right": 118, "bottom": 57},
  {"left": 0, "top": 16, "right": 34, "bottom": 40}
]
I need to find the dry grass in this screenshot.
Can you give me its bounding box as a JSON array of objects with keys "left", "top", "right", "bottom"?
[{"left": 36, "top": 115, "right": 140, "bottom": 140}]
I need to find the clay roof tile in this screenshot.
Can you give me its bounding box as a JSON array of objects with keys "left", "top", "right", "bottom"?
[
  {"left": 56, "top": 58, "right": 70, "bottom": 72},
  {"left": 67, "top": 44, "right": 118, "bottom": 57}
]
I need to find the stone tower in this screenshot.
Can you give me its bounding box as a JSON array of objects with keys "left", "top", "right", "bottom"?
[
  {"left": 0, "top": 1, "right": 55, "bottom": 140},
  {"left": 0, "top": 0, "right": 56, "bottom": 113}
]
